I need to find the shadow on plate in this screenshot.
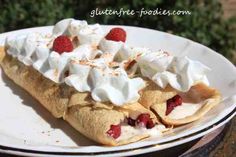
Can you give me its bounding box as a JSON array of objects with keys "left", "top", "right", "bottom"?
[{"left": 0, "top": 70, "right": 97, "bottom": 146}]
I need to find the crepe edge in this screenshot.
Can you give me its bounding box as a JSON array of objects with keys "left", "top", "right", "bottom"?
[{"left": 151, "top": 83, "right": 221, "bottom": 126}]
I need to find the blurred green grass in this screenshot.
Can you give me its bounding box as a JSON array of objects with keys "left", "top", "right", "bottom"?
[{"left": 0, "top": 0, "right": 235, "bottom": 64}]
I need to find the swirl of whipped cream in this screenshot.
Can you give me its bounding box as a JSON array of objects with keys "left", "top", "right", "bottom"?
[
  {"left": 91, "top": 68, "right": 145, "bottom": 105},
  {"left": 53, "top": 18, "right": 104, "bottom": 46},
  {"left": 78, "top": 24, "right": 104, "bottom": 46},
  {"left": 68, "top": 19, "right": 88, "bottom": 36},
  {"left": 33, "top": 45, "right": 50, "bottom": 71},
  {"left": 43, "top": 51, "right": 71, "bottom": 82},
  {"left": 65, "top": 58, "right": 146, "bottom": 105},
  {"left": 52, "top": 18, "right": 87, "bottom": 36},
  {"left": 137, "top": 51, "right": 210, "bottom": 92},
  {"left": 115, "top": 45, "right": 152, "bottom": 61},
  {"left": 18, "top": 33, "right": 38, "bottom": 65},
  {"left": 137, "top": 50, "right": 172, "bottom": 78},
  {"left": 99, "top": 38, "right": 123, "bottom": 54},
  {"left": 98, "top": 38, "right": 124, "bottom": 63},
  {"left": 42, "top": 45, "right": 103, "bottom": 83},
  {"left": 6, "top": 35, "right": 26, "bottom": 58},
  {"left": 6, "top": 33, "right": 52, "bottom": 66}
]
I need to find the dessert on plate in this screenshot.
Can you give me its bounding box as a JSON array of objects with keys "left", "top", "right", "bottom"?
[{"left": 0, "top": 18, "right": 221, "bottom": 146}]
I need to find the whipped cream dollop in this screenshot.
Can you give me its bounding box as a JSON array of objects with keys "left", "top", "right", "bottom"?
[
  {"left": 53, "top": 18, "right": 104, "bottom": 46},
  {"left": 117, "top": 47, "right": 210, "bottom": 92},
  {"left": 5, "top": 18, "right": 211, "bottom": 105},
  {"left": 65, "top": 59, "right": 145, "bottom": 105},
  {"left": 99, "top": 38, "right": 124, "bottom": 61},
  {"left": 6, "top": 33, "right": 52, "bottom": 66},
  {"left": 137, "top": 51, "right": 210, "bottom": 92}
]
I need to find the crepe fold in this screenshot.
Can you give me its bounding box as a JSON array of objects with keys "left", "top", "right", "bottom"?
[
  {"left": 139, "top": 80, "right": 221, "bottom": 126},
  {"left": 0, "top": 47, "right": 158, "bottom": 146}
]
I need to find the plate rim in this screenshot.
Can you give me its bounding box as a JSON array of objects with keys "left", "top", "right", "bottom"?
[
  {"left": 0, "top": 107, "right": 234, "bottom": 157},
  {"left": 0, "top": 25, "right": 236, "bottom": 155}
]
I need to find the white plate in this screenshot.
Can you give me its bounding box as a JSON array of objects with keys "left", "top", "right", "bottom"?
[{"left": 0, "top": 26, "right": 236, "bottom": 156}]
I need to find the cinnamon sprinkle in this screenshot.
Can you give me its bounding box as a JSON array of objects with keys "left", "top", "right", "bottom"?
[
  {"left": 164, "top": 51, "right": 170, "bottom": 56},
  {"left": 109, "top": 61, "right": 119, "bottom": 68},
  {"left": 54, "top": 69, "right": 59, "bottom": 77},
  {"left": 72, "top": 36, "right": 80, "bottom": 47},
  {"left": 124, "top": 59, "right": 137, "bottom": 71},
  {"left": 91, "top": 43, "right": 98, "bottom": 50}
]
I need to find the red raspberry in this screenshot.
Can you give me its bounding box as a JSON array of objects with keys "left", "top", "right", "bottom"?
[
  {"left": 136, "top": 113, "right": 150, "bottom": 127},
  {"left": 172, "top": 95, "right": 182, "bottom": 106},
  {"left": 105, "top": 27, "right": 126, "bottom": 42},
  {"left": 64, "top": 70, "right": 70, "bottom": 77},
  {"left": 107, "top": 124, "right": 121, "bottom": 139},
  {"left": 127, "top": 117, "right": 136, "bottom": 126},
  {"left": 52, "top": 35, "right": 73, "bottom": 54},
  {"left": 166, "top": 95, "right": 183, "bottom": 115},
  {"left": 167, "top": 99, "right": 173, "bottom": 106},
  {"left": 136, "top": 113, "right": 155, "bottom": 129},
  {"left": 146, "top": 119, "right": 155, "bottom": 129},
  {"left": 166, "top": 101, "right": 176, "bottom": 115}
]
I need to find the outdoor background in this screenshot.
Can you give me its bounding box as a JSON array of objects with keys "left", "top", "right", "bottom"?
[{"left": 0, "top": 0, "right": 235, "bottom": 64}]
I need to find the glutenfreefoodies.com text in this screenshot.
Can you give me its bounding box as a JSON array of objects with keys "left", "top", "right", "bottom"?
[{"left": 90, "top": 8, "right": 191, "bottom": 17}]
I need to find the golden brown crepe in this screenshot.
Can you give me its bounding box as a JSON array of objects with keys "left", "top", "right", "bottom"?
[{"left": 0, "top": 46, "right": 159, "bottom": 146}]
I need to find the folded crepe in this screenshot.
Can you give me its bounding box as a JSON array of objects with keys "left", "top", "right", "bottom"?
[
  {"left": 139, "top": 80, "right": 221, "bottom": 126},
  {"left": 0, "top": 47, "right": 162, "bottom": 146}
]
